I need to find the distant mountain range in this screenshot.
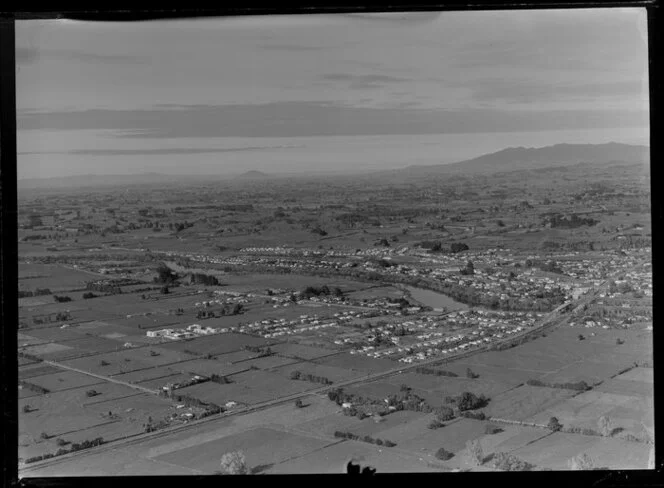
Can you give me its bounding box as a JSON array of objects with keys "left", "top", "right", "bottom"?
[
  {"left": 17, "top": 142, "right": 649, "bottom": 189},
  {"left": 400, "top": 142, "right": 649, "bottom": 175}
]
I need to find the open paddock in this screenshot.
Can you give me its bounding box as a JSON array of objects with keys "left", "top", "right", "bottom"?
[
  {"left": 223, "top": 370, "right": 315, "bottom": 403},
  {"left": 525, "top": 389, "right": 654, "bottom": 436},
  {"left": 343, "top": 410, "right": 428, "bottom": 439},
  {"left": 49, "top": 336, "right": 127, "bottom": 356},
  {"left": 110, "top": 365, "right": 184, "bottom": 384},
  {"left": 18, "top": 327, "right": 87, "bottom": 343},
  {"left": 397, "top": 418, "right": 490, "bottom": 454},
  {"left": 485, "top": 385, "right": 578, "bottom": 421},
  {"left": 270, "top": 438, "right": 438, "bottom": 474},
  {"left": 314, "top": 352, "right": 396, "bottom": 374},
  {"left": 438, "top": 361, "right": 540, "bottom": 385},
  {"left": 384, "top": 372, "right": 520, "bottom": 400},
  {"left": 473, "top": 423, "right": 551, "bottom": 454},
  {"left": 540, "top": 359, "right": 632, "bottom": 385},
  {"left": 271, "top": 362, "right": 366, "bottom": 383},
  {"left": 18, "top": 333, "right": 53, "bottom": 347},
  {"left": 213, "top": 350, "right": 258, "bottom": 364},
  {"left": 84, "top": 392, "right": 177, "bottom": 423},
  {"left": 235, "top": 355, "right": 301, "bottom": 371},
  {"left": 135, "top": 373, "right": 198, "bottom": 390},
  {"left": 53, "top": 418, "right": 145, "bottom": 447},
  {"left": 106, "top": 314, "right": 183, "bottom": 331},
  {"left": 19, "top": 392, "right": 113, "bottom": 439},
  {"left": 360, "top": 411, "right": 435, "bottom": 445},
  {"left": 18, "top": 264, "right": 99, "bottom": 292},
  {"left": 19, "top": 364, "right": 63, "bottom": 380},
  {"left": 157, "top": 332, "right": 273, "bottom": 356},
  {"left": 270, "top": 342, "right": 340, "bottom": 361},
  {"left": 25, "top": 370, "right": 105, "bottom": 393},
  {"left": 594, "top": 378, "right": 654, "bottom": 397},
  {"left": 172, "top": 358, "right": 251, "bottom": 377},
  {"left": 19, "top": 297, "right": 54, "bottom": 307},
  {"left": 154, "top": 426, "right": 335, "bottom": 474},
  {"left": 346, "top": 285, "right": 406, "bottom": 301},
  {"left": 343, "top": 381, "right": 403, "bottom": 401},
  {"left": 510, "top": 432, "right": 651, "bottom": 470},
  {"left": 60, "top": 353, "right": 154, "bottom": 377}
]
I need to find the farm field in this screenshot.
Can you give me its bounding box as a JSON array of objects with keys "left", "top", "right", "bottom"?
[
  {"left": 156, "top": 333, "right": 273, "bottom": 356},
  {"left": 397, "top": 418, "right": 490, "bottom": 454},
  {"left": 525, "top": 388, "right": 654, "bottom": 437},
  {"left": 154, "top": 426, "right": 335, "bottom": 473},
  {"left": 485, "top": 385, "right": 579, "bottom": 421},
  {"left": 266, "top": 439, "right": 440, "bottom": 474},
  {"left": 510, "top": 432, "right": 652, "bottom": 469}
]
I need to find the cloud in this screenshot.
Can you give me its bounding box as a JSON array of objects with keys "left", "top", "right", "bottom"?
[
  {"left": 468, "top": 79, "right": 646, "bottom": 104},
  {"left": 321, "top": 73, "right": 410, "bottom": 89},
  {"left": 258, "top": 43, "right": 328, "bottom": 51},
  {"left": 19, "top": 146, "right": 299, "bottom": 156},
  {"left": 17, "top": 101, "right": 648, "bottom": 139},
  {"left": 16, "top": 46, "right": 144, "bottom": 65}
]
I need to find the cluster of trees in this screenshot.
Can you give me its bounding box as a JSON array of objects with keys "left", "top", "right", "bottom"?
[
  {"left": 25, "top": 437, "right": 105, "bottom": 464},
  {"left": 415, "top": 367, "right": 459, "bottom": 378},
  {"left": 18, "top": 351, "right": 43, "bottom": 363},
  {"left": 492, "top": 452, "right": 535, "bottom": 471},
  {"left": 154, "top": 264, "right": 179, "bottom": 285},
  {"left": 418, "top": 241, "right": 469, "bottom": 254},
  {"left": 219, "top": 451, "right": 249, "bottom": 475},
  {"left": 243, "top": 345, "right": 273, "bottom": 356},
  {"left": 525, "top": 259, "right": 564, "bottom": 274},
  {"left": 209, "top": 374, "right": 233, "bottom": 384},
  {"left": 546, "top": 213, "right": 599, "bottom": 229},
  {"left": 190, "top": 273, "right": 220, "bottom": 286},
  {"left": 300, "top": 285, "right": 343, "bottom": 299},
  {"left": 428, "top": 406, "right": 455, "bottom": 429},
  {"left": 289, "top": 370, "right": 333, "bottom": 385},
  {"left": 18, "top": 288, "right": 51, "bottom": 298},
  {"left": 333, "top": 431, "right": 397, "bottom": 447},
  {"left": 526, "top": 378, "right": 590, "bottom": 392},
  {"left": 435, "top": 448, "right": 454, "bottom": 461},
  {"left": 82, "top": 292, "right": 98, "bottom": 299},
  {"left": 86, "top": 282, "right": 122, "bottom": 294},
  {"left": 460, "top": 261, "right": 475, "bottom": 276},
  {"left": 53, "top": 295, "right": 72, "bottom": 303},
  {"left": 19, "top": 380, "right": 50, "bottom": 395},
  {"left": 485, "top": 424, "right": 503, "bottom": 435},
  {"left": 460, "top": 410, "right": 487, "bottom": 420},
  {"left": 444, "top": 391, "right": 490, "bottom": 411}
]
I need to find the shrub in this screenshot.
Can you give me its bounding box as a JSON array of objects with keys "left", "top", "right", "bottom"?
[
  {"left": 56, "top": 438, "right": 67, "bottom": 447},
  {"left": 435, "top": 448, "right": 454, "bottom": 461},
  {"left": 465, "top": 439, "right": 484, "bottom": 466},
  {"left": 436, "top": 405, "right": 455, "bottom": 421},
  {"left": 219, "top": 451, "right": 249, "bottom": 475},
  {"left": 547, "top": 417, "right": 563, "bottom": 432},
  {"left": 568, "top": 452, "right": 595, "bottom": 470},
  {"left": 485, "top": 424, "right": 503, "bottom": 435},
  {"left": 85, "top": 389, "right": 100, "bottom": 397},
  {"left": 493, "top": 452, "right": 535, "bottom": 471},
  {"left": 461, "top": 410, "right": 486, "bottom": 420}
]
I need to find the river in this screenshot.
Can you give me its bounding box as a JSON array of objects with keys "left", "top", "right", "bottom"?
[{"left": 403, "top": 285, "right": 469, "bottom": 312}]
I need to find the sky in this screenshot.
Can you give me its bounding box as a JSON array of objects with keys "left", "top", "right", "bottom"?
[{"left": 16, "top": 9, "right": 650, "bottom": 179}]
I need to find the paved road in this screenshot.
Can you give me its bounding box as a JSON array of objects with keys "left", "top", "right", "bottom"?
[
  {"left": 42, "top": 359, "right": 159, "bottom": 396},
  {"left": 21, "top": 276, "right": 608, "bottom": 473}
]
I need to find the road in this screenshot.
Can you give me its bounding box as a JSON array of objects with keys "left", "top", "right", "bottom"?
[{"left": 20, "top": 273, "right": 608, "bottom": 473}]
